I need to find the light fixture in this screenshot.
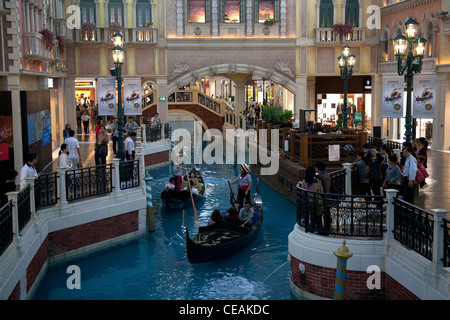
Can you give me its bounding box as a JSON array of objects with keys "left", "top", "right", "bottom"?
[
  {"left": 112, "top": 45, "right": 124, "bottom": 65},
  {"left": 405, "top": 17, "right": 419, "bottom": 39},
  {"left": 393, "top": 33, "right": 407, "bottom": 57},
  {"left": 112, "top": 31, "right": 123, "bottom": 47},
  {"left": 413, "top": 36, "right": 427, "bottom": 59}
]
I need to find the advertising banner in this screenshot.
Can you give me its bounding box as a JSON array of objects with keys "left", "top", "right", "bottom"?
[
  {"left": 97, "top": 78, "right": 117, "bottom": 116},
  {"left": 382, "top": 75, "right": 404, "bottom": 118},
  {"left": 413, "top": 74, "right": 436, "bottom": 119},
  {"left": 124, "top": 78, "right": 142, "bottom": 115}
]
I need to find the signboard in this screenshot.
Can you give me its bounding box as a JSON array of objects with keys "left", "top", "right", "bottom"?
[
  {"left": 124, "top": 78, "right": 142, "bottom": 116},
  {"left": 354, "top": 112, "right": 362, "bottom": 124},
  {"left": 382, "top": 75, "right": 404, "bottom": 118},
  {"left": 328, "top": 144, "right": 340, "bottom": 162},
  {"left": 97, "top": 78, "right": 117, "bottom": 116},
  {"left": 413, "top": 74, "right": 436, "bottom": 119},
  {"left": 159, "top": 97, "right": 167, "bottom": 101}
]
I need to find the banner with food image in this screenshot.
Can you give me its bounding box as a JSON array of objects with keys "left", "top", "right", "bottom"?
[
  {"left": 97, "top": 78, "right": 117, "bottom": 116},
  {"left": 124, "top": 78, "right": 142, "bottom": 115},
  {"left": 382, "top": 75, "right": 404, "bottom": 118},
  {"left": 413, "top": 74, "right": 435, "bottom": 119}
]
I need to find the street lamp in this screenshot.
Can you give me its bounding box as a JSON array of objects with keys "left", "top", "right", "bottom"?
[
  {"left": 111, "top": 31, "right": 126, "bottom": 161},
  {"left": 337, "top": 45, "right": 356, "bottom": 128},
  {"left": 393, "top": 17, "right": 427, "bottom": 143}
]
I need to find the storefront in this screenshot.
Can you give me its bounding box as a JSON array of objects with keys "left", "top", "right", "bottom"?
[
  {"left": 75, "top": 79, "right": 96, "bottom": 105},
  {"left": 315, "top": 76, "right": 372, "bottom": 132}
]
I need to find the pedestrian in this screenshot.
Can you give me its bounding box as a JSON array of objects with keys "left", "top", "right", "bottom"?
[
  {"left": 229, "top": 164, "right": 252, "bottom": 209},
  {"left": 255, "top": 104, "right": 261, "bottom": 120},
  {"left": 20, "top": 153, "right": 38, "bottom": 189},
  {"left": 151, "top": 113, "right": 161, "bottom": 127},
  {"left": 314, "top": 161, "right": 331, "bottom": 193},
  {"left": 63, "top": 123, "right": 72, "bottom": 140},
  {"left": 353, "top": 151, "right": 371, "bottom": 196},
  {"left": 81, "top": 111, "right": 91, "bottom": 134},
  {"left": 64, "top": 130, "right": 82, "bottom": 169},
  {"left": 76, "top": 105, "right": 82, "bottom": 132},
  {"left": 298, "top": 165, "right": 323, "bottom": 232},
  {"left": 95, "top": 119, "right": 102, "bottom": 135},
  {"left": 382, "top": 154, "right": 402, "bottom": 193},
  {"left": 124, "top": 116, "right": 139, "bottom": 136},
  {"left": 0, "top": 169, "right": 18, "bottom": 207},
  {"left": 125, "top": 131, "right": 137, "bottom": 160},
  {"left": 401, "top": 145, "right": 418, "bottom": 204},
  {"left": 368, "top": 146, "right": 384, "bottom": 197},
  {"left": 95, "top": 125, "right": 109, "bottom": 165},
  {"left": 249, "top": 106, "right": 256, "bottom": 127},
  {"left": 110, "top": 118, "right": 119, "bottom": 155},
  {"left": 58, "top": 143, "right": 73, "bottom": 169},
  {"left": 416, "top": 137, "right": 428, "bottom": 168}
]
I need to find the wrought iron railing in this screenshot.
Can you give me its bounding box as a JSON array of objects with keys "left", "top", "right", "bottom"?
[
  {"left": 368, "top": 136, "right": 403, "bottom": 151},
  {"left": 65, "top": 164, "right": 113, "bottom": 201},
  {"left": 146, "top": 123, "right": 163, "bottom": 142},
  {"left": 393, "top": 198, "right": 434, "bottom": 261},
  {"left": 0, "top": 201, "right": 13, "bottom": 256},
  {"left": 351, "top": 165, "right": 362, "bottom": 195},
  {"left": 119, "top": 160, "right": 140, "bottom": 190},
  {"left": 443, "top": 218, "right": 450, "bottom": 267},
  {"left": 17, "top": 185, "right": 31, "bottom": 233},
  {"left": 35, "top": 172, "right": 58, "bottom": 211},
  {"left": 296, "top": 186, "right": 385, "bottom": 238},
  {"left": 329, "top": 168, "right": 346, "bottom": 194},
  {"left": 164, "top": 123, "right": 170, "bottom": 139}
]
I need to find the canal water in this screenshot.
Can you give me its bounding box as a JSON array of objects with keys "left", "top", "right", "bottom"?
[{"left": 32, "top": 133, "right": 299, "bottom": 300}]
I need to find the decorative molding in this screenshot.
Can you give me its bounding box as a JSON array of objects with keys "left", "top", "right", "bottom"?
[
  {"left": 381, "top": 0, "right": 437, "bottom": 16},
  {"left": 170, "top": 61, "right": 189, "bottom": 80},
  {"left": 275, "top": 60, "right": 294, "bottom": 78}
]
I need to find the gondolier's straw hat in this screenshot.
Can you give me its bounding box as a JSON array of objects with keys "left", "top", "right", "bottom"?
[{"left": 242, "top": 163, "right": 249, "bottom": 173}]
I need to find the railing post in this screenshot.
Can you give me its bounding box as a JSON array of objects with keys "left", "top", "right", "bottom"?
[
  {"left": 431, "top": 209, "right": 448, "bottom": 267},
  {"left": 299, "top": 133, "right": 309, "bottom": 167},
  {"left": 290, "top": 129, "right": 296, "bottom": 161},
  {"left": 57, "top": 167, "right": 68, "bottom": 207},
  {"left": 142, "top": 123, "right": 147, "bottom": 144},
  {"left": 136, "top": 146, "right": 145, "bottom": 192},
  {"left": 161, "top": 122, "right": 165, "bottom": 140},
  {"left": 342, "top": 163, "right": 353, "bottom": 195},
  {"left": 6, "top": 191, "right": 23, "bottom": 256},
  {"left": 24, "top": 177, "right": 39, "bottom": 233},
  {"left": 135, "top": 126, "right": 142, "bottom": 149},
  {"left": 111, "top": 158, "right": 121, "bottom": 196},
  {"left": 384, "top": 189, "right": 399, "bottom": 243}
]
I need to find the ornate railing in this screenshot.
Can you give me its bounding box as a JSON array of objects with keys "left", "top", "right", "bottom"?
[
  {"left": 145, "top": 123, "right": 163, "bottom": 142},
  {"left": 34, "top": 172, "right": 58, "bottom": 211},
  {"left": 65, "top": 164, "right": 113, "bottom": 201},
  {"left": 368, "top": 136, "right": 403, "bottom": 151},
  {"left": 296, "top": 186, "right": 385, "bottom": 238},
  {"left": 119, "top": 160, "right": 140, "bottom": 190},
  {"left": 443, "top": 218, "right": 450, "bottom": 267},
  {"left": 393, "top": 198, "right": 434, "bottom": 261},
  {"left": 17, "top": 185, "right": 31, "bottom": 233},
  {"left": 329, "top": 168, "right": 346, "bottom": 194},
  {"left": 316, "top": 27, "right": 365, "bottom": 43},
  {"left": 0, "top": 201, "right": 13, "bottom": 256},
  {"left": 351, "top": 165, "right": 362, "bottom": 195}
]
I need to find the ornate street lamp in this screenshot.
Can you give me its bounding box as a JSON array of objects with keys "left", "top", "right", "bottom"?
[
  {"left": 111, "top": 32, "right": 126, "bottom": 161},
  {"left": 337, "top": 45, "right": 356, "bottom": 128},
  {"left": 393, "top": 17, "right": 427, "bottom": 143}
]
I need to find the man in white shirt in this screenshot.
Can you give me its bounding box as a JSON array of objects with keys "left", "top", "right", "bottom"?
[
  {"left": 20, "top": 153, "right": 38, "bottom": 189},
  {"left": 124, "top": 117, "right": 139, "bottom": 136},
  {"left": 125, "top": 131, "right": 137, "bottom": 160},
  {"left": 64, "top": 130, "right": 82, "bottom": 169},
  {"left": 401, "top": 145, "right": 418, "bottom": 204},
  {"left": 151, "top": 113, "right": 161, "bottom": 127}
]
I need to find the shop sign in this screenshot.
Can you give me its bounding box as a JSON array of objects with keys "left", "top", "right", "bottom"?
[
  {"left": 382, "top": 75, "right": 404, "bottom": 118},
  {"left": 412, "top": 74, "right": 435, "bottom": 119},
  {"left": 124, "top": 78, "right": 142, "bottom": 116},
  {"left": 75, "top": 82, "right": 94, "bottom": 87},
  {"left": 328, "top": 144, "right": 340, "bottom": 162},
  {"left": 354, "top": 112, "right": 362, "bottom": 124}
]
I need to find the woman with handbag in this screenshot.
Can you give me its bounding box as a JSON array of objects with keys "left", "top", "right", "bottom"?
[
  {"left": 299, "top": 166, "right": 323, "bottom": 232},
  {"left": 95, "top": 125, "right": 109, "bottom": 165}
]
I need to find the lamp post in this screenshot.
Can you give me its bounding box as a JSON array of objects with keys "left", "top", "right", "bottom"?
[
  {"left": 393, "top": 17, "right": 426, "bottom": 144},
  {"left": 337, "top": 45, "right": 356, "bottom": 128},
  {"left": 111, "top": 32, "right": 126, "bottom": 161}
]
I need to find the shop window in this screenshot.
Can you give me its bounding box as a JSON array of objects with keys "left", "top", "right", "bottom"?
[
  {"left": 345, "top": 0, "right": 359, "bottom": 27},
  {"left": 188, "top": 0, "right": 211, "bottom": 23},
  {"left": 136, "top": 0, "right": 152, "bottom": 27},
  {"left": 80, "top": 0, "right": 96, "bottom": 25},
  {"left": 219, "top": 0, "right": 246, "bottom": 23},
  {"left": 255, "top": 0, "right": 280, "bottom": 23},
  {"left": 109, "top": 0, "right": 124, "bottom": 26},
  {"left": 319, "top": 0, "right": 333, "bottom": 28}
]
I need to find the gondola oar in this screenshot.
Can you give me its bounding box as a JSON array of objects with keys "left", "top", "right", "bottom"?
[
  {"left": 188, "top": 176, "right": 200, "bottom": 226},
  {"left": 228, "top": 180, "right": 235, "bottom": 206}
]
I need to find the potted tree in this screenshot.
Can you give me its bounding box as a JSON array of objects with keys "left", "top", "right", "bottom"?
[{"left": 335, "top": 119, "right": 344, "bottom": 134}]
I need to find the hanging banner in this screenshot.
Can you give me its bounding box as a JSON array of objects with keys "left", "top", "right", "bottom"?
[
  {"left": 97, "top": 78, "right": 117, "bottom": 116},
  {"left": 382, "top": 75, "right": 404, "bottom": 118},
  {"left": 413, "top": 74, "right": 436, "bottom": 119},
  {"left": 124, "top": 78, "right": 142, "bottom": 115}
]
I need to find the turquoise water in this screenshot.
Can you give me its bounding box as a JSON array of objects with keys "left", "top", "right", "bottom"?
[{"left": 32, "top": 139, "right": 298, "bottom": 300}]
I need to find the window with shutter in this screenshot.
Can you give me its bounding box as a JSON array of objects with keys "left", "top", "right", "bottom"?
[
  {"left": 109, "top": 0, "right": 124, "bottom": 26},
  {"left": 319, "top": 0, "right": 333, "bottom": 28},
  {"left": 345, "top": 0, "right": 359, "bottom": 27},
  {"left": 136, "top": 0, "right": 152, "bottom": 27},
  {"left": 80, "top": 0, "right": 96, "bottom": 24}
]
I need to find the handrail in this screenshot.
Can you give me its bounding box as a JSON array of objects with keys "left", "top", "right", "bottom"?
[{"left": 444, "top": 218, "right": 450, "bottom": 267}]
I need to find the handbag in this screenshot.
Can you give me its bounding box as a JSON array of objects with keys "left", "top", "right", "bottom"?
[
  {"left": 316, "top": 180, "right": 324, "bottom": 217},
  {"left": 415, "top": 163, "right": 429, "bottom": 184}
]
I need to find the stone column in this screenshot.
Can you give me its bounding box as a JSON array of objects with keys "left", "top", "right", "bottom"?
[
  {"left": 333, "top": 240, "right": 353, "bottom": 300},
  {"left": 280, "top": 0, "right": 286, "bottom": 38},
  {"left": 176, "top": 0, "right": 183, "bottom": 37},
  {"left": 156, "top": 76, "right": 169, "bottom": 123},
  {"left": 6, "top": 191, "right": 24, "bottom": 256},
  {"left": 342, "top": 163, "right": 352, "bottom": 195},
  {"left": 246, "top": 0, "right": 252, "bottom": 37},
  {"left": 234, "top": 82, "right": 245, "bottom": 120},
  {"left": 384, "top": 189, "right": 399, "bottom": 244},
  {"left": 212, "top": 0, "right": 219, "bottom": 38},
  {"left": 4, "top": 75, "right": 23, "bottom": 173},
  {"left": 432, "top": 72, "right": 450, "bottom": 151},
  {"left": 431, "top": 209, "right": 448, "bottom": 267},
  {"left": 294, "top": 76, "right": 307, "bottom": 122},
  {"left": 371, "top": 74, "right": 383, "bottom": 134}
]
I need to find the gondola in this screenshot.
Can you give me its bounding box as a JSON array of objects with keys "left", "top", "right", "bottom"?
[
  {"left": 160, "top": 168, "right": 206, "bottom": 211},
  {"left": 184, "top": 180, "right": 263, "bottom": 264}
]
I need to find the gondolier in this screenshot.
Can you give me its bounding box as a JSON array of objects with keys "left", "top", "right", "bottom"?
[
  {"left": 173, "top": 155, "right": 187, "bottom": 192},
  {"left": 229, "top": 164, "right": 252, "bottom": 209}
]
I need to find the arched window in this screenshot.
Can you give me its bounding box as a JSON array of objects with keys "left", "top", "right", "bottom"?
[
  {"left": 345, "top": 0, "right": 359, "bottom": 27},
  {"left": 136, "top": 0, "right": 152, "bottom": 27},
  {"left": 188, "top": 0, "right": 212, "bottom": 23},
  {"left": 219, "top": 0, "right": 246, "bottom": 23},
  {"left": 319, "top": 0, "right": 333, "bottom": 28},
  {"left": 109, "top": 0, "right": 124, "bottom": 26},
  {"left": 425, "top": 22, "right": 434, "bottom": 58},
  {"left": 80, "top": 0, "right": 96, "bottom": 24}
]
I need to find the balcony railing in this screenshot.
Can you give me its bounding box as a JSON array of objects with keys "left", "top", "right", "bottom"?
[
  {"left": 132, "top": 28, "right": 157, "bottom": 43},
  {"left": 23, "top": 32, "right": 54, "bottom": 62},
  {"left": 53, "top": 19, "right": 74, "bottom": 42},
  {"left": 0, "top": 201, "right": 13, "bottom": 256},
  {"left": 66, "top": 164, "right": 113, "bottom": 202},
  {"left": 316, "top": 27, "right": 365, "bottom": 43}
]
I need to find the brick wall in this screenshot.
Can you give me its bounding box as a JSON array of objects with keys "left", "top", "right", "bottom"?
[
  {"left": 290, "top": 255, "right": 417, "bottom": 300},
  {"left": 145, "top": 150, "right": 169, "bottom": 166},
  {"left": 26, "top": 239, "right": 48, "bottom": 293}
]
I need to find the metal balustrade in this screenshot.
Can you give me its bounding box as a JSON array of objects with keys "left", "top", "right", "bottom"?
[
  {"left": 119, "top": 160, "right": 140, "bottom": 190},
  {"left": 34, "top": 172, "right": 58, "bottom": 212},
  {"left": 0, "top": 201, "right": 13, "bottom": 256},
  {"left": 444, "top": 218, "right": 450, "bottom": 267},
  {"left": 65, "top": 164, "right": 113, "bottom": 202}
]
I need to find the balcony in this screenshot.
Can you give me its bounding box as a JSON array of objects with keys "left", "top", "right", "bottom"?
[
  {"left": 315, "top": 27, "right": 365, "bottom": 44},
  {"left": 75, "top": 28, "right": 99, "bottom": 42},
  {"left": 23, "top": 32, "right": 54, "bottom": 63},
  {"left": 53, "top": 19, "right": 74, "bottom": 42},
  {"left": 74, "top": 27, "right": 157, "bottom": 44},
  {"left": 131, "top": 28, "right": 157, "bottom": 43}
]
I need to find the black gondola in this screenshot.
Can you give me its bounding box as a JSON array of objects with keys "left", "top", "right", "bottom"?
[
  {"left": 185, "top": 181, "right": 263, "bottom": 264},
  {"left": 160, "top": 168, "right": 206, "bottom": 210}
]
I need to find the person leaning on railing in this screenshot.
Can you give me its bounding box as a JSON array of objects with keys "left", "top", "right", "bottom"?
[{"left": 298, "top": 166, "right": 323, "bottom": 232}]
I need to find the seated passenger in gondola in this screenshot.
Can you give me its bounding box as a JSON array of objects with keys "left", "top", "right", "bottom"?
[
  {"left": 224, "top": 207, "right": 241, "bottom": 226},
  {"left": 185, "top": 180, "right": 206, "bottom": 198},
  {"left": 165, "top": 177, "right": 175, "bottom": 191},
  {"left": 239, "top": 201, "right": 254, "bottom": 228},
  {"left": 207, "top": 209, "right": 222, "bottom": 226}
]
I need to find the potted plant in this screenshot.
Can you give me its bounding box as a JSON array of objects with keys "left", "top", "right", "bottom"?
[
  {"left": 146, "top": 22, "right": 153, "bottom": 28},
  {"left": 39, "top": 28, "right": 56, "bottom": 51},
  {"left": 109, "top": 22, "right": 122, "bottom": 32},
  {"left": 279, "top": 109, "right": 294, "bottom": 127},
  {"left": 332, "top": 23, "right": 353, "bottom": 41},
  {"left": 81, "top": 21, "right": 96, "bottom": 33},
  {"left": 335, "top": 119, "right": 344, "bottom": 134},
  {"left": 263, "top": 18, "right": 275, "bottom": 25},
  {"left": 56, "top": 35, "right": 64, "bottom": 55}
]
